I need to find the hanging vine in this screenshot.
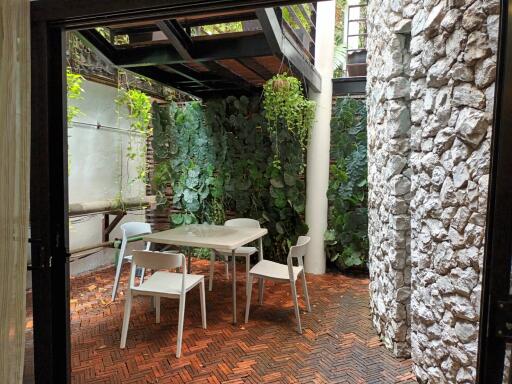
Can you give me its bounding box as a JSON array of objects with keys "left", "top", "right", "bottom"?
[
  {"left": 66, "top": 68, "right": 85, "bottom": 174},
  {"left": 116, "top": 88, "right": 152, "bottom": 185},
  {"left": 66, "top": 68, "right": 84, "bottom": 125},
  {"left": 261, "top": 73, "right": 315, "bottom": 260}
]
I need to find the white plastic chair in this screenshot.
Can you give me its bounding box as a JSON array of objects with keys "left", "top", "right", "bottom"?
[
  {"left": 112, "top": 222, "right": 152, "bottom": 301},
  {"left": 208, "top": 218, "right": 260, "bottom": 293},
  {"left": 245, "top": 236, "right": 312, "bottom": 334},
  {"left": 119, "top": 250, "right": 206, "bottom": 358}
]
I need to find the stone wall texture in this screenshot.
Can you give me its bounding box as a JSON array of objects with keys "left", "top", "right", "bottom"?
[{"left": 366, "top": 0, "right": 499, "bottom": 381}]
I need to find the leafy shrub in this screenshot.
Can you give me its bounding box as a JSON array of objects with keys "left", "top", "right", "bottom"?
[{"left": 325, "top": 97, "right": 368, "bottom": 270}]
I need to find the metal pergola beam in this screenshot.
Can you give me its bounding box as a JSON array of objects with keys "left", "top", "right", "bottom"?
[
  {"left": 125, "top": 66, "right": 204, "bottom": 97},
  {"left": 156, "top": 19, "right": 194, "bottom": 61},
  {"left": 112, "top": 33, "right": 272, "bottom": 67},
  {"left": 76, "top": 29, "right": 119, "bottom": 63}
]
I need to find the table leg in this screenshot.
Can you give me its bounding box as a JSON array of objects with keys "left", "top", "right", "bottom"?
[{"left": 232, "top": 249, "right": 237, "bottom": 324}]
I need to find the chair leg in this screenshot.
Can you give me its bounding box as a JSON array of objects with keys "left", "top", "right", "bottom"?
[
  {"left": 290, "top": 280, "right": 302, "bottom": 334},
  {"left": 245, "top": 274, "right": 253, "bottom": 323},
  {"left": 258, "top": 278, "right": 264, "bottom": 305},
  {"left": 225, "top": 255, "right": 229, "bottom": 278},
  {"left": 199, "top": 280, "right": 207, "bottom": 329},
  {"left": 245, "top": 255, "right": 251, "bottom": 298},
  {"left": 301, "top": 272, "right": 311, "bottom": 312},
  {"left": 112, "top": 255, "right": 125, "bottom": 301},
  {"left": 176, "top": 294, "right": 187, "bottom": 358},
  {"left": 209, "top": 251, "right": 215, "bottom": 292},
  {"left": 155, "top": 296, "right": 160, "bottom": 324},
  {"left": 120, "top": 292, "right": 133, "bottom": 348}
]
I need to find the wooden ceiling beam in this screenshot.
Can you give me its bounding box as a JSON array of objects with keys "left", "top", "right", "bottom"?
[{"left": 237, "top": 57, "right": 274, "bottom": 80}]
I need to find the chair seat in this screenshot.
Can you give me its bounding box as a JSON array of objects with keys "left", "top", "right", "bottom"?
[
  {"left": 216, "top": 246, "right": 258, "bottom": 257},
  {"left": 124, "top": 250, "right": 180, "bottom": 262},
  {"left": 132, "top": 271, "right": 203, "bottom": 296},
  {"left": 249, "top": 260, "right": 303, "bottom": 281}
]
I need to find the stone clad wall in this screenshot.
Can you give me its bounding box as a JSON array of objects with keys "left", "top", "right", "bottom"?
[
  {"left": 366, "top": 0, "right": 416, "bottom": 358},
  {"left": 367, "top": 0, "right": 499, "bottom": 381}
]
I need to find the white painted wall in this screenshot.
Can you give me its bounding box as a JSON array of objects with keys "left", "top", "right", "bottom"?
[
  {"left": 305, "top": 0, "right": 336, "bottom": 275},
  {"left": 68, "top": 79, "right": 147, "bottom": 275}
]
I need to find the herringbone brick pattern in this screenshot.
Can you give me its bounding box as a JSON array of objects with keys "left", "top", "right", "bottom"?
[{"left": 26, "top": 260, "right": 416, "bottom": 383}]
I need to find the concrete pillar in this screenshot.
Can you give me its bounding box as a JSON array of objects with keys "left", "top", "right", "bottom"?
[{"left": 305, "top": 0, "right": 336, "bottom": 274}]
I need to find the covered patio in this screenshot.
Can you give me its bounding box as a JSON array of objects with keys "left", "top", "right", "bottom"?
[{"left": 1, "top": 0, "right": 510, "bottom": 382}]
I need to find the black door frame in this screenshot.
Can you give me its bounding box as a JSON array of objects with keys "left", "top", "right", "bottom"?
[
  {"left": 29, "top": 1, "right": 323, "bottom": 383},
  {"left": 477, "top": 0, "right": 512, "bottom": 381},
  {"left": 29, "top": 0, "right": 512, "bottom": 382}
]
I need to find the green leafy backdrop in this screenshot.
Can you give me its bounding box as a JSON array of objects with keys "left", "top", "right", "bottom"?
[
  {"left": 151, "top": 81, "right": 313, "bottom": 262},
  {"left": 325, "top": 97, "right": 368, "bottom": 270}
]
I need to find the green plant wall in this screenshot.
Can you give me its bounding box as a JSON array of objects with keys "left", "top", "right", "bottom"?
[
  {"left": 151, "top": 79, "right": 313, "bottom": 262},
  {"left": 325, "top": 97, "right": 368, "bottom": 271}
]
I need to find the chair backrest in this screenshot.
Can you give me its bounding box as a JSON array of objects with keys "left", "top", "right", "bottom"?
[
  {"left": 288, "top": 236, "right": 310, "bottom": 261},
  {"left": 119, "top": 222, "right": 152, "bottom": 259},
  {"left": 121, "top": 222, "right": 152, "bottom": 239},
  {"left": 224, "top": 218, "right": 260, "bottom": 228},
  {"left": 130, "top": 250, "right": 187, "bottom": 292},
  {"left": 132, "top": 250, "right": 185, "bottom": 271}
]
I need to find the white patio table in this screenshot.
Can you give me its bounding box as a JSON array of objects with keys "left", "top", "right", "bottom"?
[{"left": 143, "top": 224, "right": 268, "bottom": 324}]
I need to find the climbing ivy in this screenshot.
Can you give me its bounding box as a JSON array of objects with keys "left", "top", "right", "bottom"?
[
  {"left": 66, "top": 68, "right": 85, "bottom": 174},
  {"left": 325, "top": 97, "right": 368, "bottom": 270}
]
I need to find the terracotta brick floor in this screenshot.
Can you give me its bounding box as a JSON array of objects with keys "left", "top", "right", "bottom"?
[{"left": 26, "top": 259, "right": 416, "bottom": 383}]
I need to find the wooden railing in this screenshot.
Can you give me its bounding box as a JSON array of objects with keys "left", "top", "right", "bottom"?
[{"left": 276, "top": 3, "right": 317, "bottom": 63}]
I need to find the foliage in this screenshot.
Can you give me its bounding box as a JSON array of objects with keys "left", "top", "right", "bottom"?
[
  {"left": 333, "top": 28, "right": 347, "bottom": 78},
  {"left": 262, "top": 74, "right": 315, "bottom": 260},
  {"left": 205, "top": 96, "right": 270, "bottom": 220},
  {"left": 116, "top": 88, "right": 152, "bottom": 184},
  {"left": 282, "top": 5, "right": 312, "bottom": 31},
  {"left": 334, "top": 0, "right": 348, "bottom": 77},
  {"left": 191, "top": 22, "right": 243, "bottom": 36},
  {"left": 66, "top": 68, "right": 84, "bottom": 124},
  {"left": 151, "top": 76, "right": 314, "bottom": 262},
  {"left": 325, "top": 97, "right": 368, "bottom": 270},
  {"left": 95, "top": 27, "right": 129, "bottom": 45},
  {"left": 152, "top": 102, "right": 221, "bottom": 226},
  {"left": 263, "top": 73, "right": 315, "bottom": 152}
]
